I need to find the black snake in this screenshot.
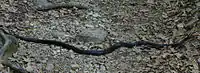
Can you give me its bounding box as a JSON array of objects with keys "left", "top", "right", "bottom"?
[{"left": 1, "top": 29, "right": 193, "bottom": 56}]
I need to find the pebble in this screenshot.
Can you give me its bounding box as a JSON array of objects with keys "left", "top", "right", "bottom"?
[
  {"left": 46, "top": 63, "right": 54, "bottom": 71},
  {"left": 70, "top": 54, "right": 75, "bottom": 58},
  {"left": 196, "top": 2, "right": 200, "bottom": 6},
  {"left": 71, "top": 64, "right": 80, "bottom": 71},
  {"left": 26, "top": 63, "right": 34, "bottom": 72}
]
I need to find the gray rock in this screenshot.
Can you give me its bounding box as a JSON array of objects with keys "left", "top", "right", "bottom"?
[
  {"left": 33, "top": 0, "right": 53, "bottom": 10},
  {"left": 51, "top": 31, "right": 70, "bottom": 38},
  {"left": 76, "top": 28, "right": 107, "bottom": 43},
  {"left": 46, "top": 63, "right": 54, "bottom": 71},
  {"left": 34, "top": 0, "right": 49, "bottom": 6},
  {"left": 33, "top": 0, "right": 88, "bottom": 11}
]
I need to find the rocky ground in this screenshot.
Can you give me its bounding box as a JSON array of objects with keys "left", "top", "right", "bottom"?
[{"left": 0, "top": 0, "right": 200, "bottom": 73}]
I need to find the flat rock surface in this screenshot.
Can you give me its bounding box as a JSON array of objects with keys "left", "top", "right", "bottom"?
[{"left": 76, "top": 28, "right": 107, "bottom": 43}]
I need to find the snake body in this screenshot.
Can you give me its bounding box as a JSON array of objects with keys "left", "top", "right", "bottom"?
[
  {"left": 11, "top": 33, "right": 192, "bottom": 56},
  {"left": 0, "top": 28, "right": 192, "bottom": 56}
]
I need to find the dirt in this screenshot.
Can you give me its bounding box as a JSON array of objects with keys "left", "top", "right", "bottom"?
[{"left": 0, "top": 0, "right": 200, "bottom": 73}]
